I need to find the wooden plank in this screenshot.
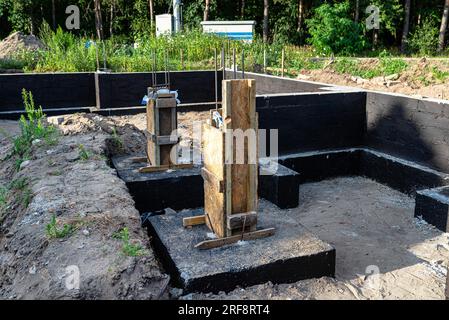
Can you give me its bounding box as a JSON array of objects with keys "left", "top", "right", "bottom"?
[
  {"left": 156, "top": 92, "right": 176, "bottom": 99},
  {"left": 138, "top": 163, "right": 193, "bottom": 173},
  {"left": 130, "top": 156, "right": 147, "bottom": 163},
  {"left": 222, "top": 81, "right": 233, "bottom": 220},
  {"left": 201, "top": 167, "right": 224, "bottom": 193},
  {"left": 146, "top": 98, "right": 159, "bottom": 166},
  {"left": 183, "top": 215, "right": 206, "bottom": 227},
  {"left": 202, "top": 124, "right": 225, "bottom": 179},
  {"left": 156, "top": 97, "right": 177, "bottom": 108},
  {"left": 221, "top": 80, "right": 258, "bottom": 237},
  {"left": 202, "top": 123, "right": 226, "bottom": 237},
  {"left": 194, "top": 228, "right": 275, "bottom": 250},
  {"left": 159, "top": 106, "right": 174, "bottom": 136},
  {"left": 150, "top": 135, "right": 178, "bottom": 145},
  {"left": 226, "top": 211, "right": 257, "bottom": 230}
]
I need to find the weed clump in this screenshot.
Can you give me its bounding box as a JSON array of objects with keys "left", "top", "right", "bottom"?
[
  {"left": 13, "top": 89, "right": 58, "bottom": 171},
  {"left": 113, "top": 227, "right": 147, "bottom": 257},
  {"left": 46, "top": 215, "right": 73, "bottom": 239}
]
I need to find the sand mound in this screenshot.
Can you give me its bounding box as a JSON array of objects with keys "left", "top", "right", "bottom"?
[{"left": 0, "top": 31, "right": 45, "bottom": 59}]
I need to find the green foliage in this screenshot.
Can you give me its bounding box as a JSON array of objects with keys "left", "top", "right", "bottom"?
[
  {"left": 78, "top": 144, "right": 91, "bottom": 161},
  {"left": 0, "top": 185, "right": 7, "bottom": 207},
  {"left": 46, "top": 215, "right": 73, "bottom": 239},
  {"left": 306, "top": 1, "right": 366, "bottom": 55},
  {"left": 0, "top": 179, "right": 30, "bottom": 225},
  {"left": 431, "top": 66, "right": 449, "bottom": 82},
  {"left": 111, "top": 127, "right": 124, "bottom": 149},
  {"left": 113, "top": 227, "right": 147, "bottom": 257},
  {"left": 333, "top": 55, "right": 407, "bottom": 79},
  {"left": 12, "top": 89, "right": 57, "bottom": 171},
  {"left": 409, "top": 18, "right": 439, "bottom": 56},
  {"left": 0, "top": 58, "right": 26, "bottom": 70},
  {"left": 8, "top": 177, "right": 32, "bottom": 208}
]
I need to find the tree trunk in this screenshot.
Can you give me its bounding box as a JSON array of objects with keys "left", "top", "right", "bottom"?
[
  {"left": 148, "top": 0, "right": 154, "bottom": 30},
  {"left": 297, "top": 0, "right": 304, "bottom": 32},
  {"left": 263, "top": 0, "right": 269, "bottom": 43},
  {"left": 401, "top": 0, "right": 411, "bottom": 53},
  {"left": 372, "top": 29, "right": 378, "bottom": 51},
  {"left": 241, "top": 0, "right": 245, "bottom": 19},
  {"left": 52, "top": 0, "right": 56, "bottom": 30},
  {"left": 354, "top": 0, "right": 359, "bottom": 23},
  {"left": 109, "top": 2, "right": 114, "bottom": 37},
  {"left": 94, "top": 0, "right": 104, "bottom": 40},
  {"left": 438, "top": 0, "right": 449, "bottom": 52},
  {"left": 204, "top": 0, "right": 210, "bottom": 21}
]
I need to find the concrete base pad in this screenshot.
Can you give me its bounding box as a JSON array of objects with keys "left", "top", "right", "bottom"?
[
  {"left": 415, "top": 186, "right": 449, "bottom": 232},
  {"left": 147, "top": 201, "right": 335, "bottom": 294}
]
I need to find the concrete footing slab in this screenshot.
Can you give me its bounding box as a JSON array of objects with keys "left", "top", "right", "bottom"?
[
  {"left": 112, "top": 155, "right": 301, "bottom": 212},
  {"left": 415, "top": 187, "right": 449, "bottom": 232},
  {"left": 147, "top": 205, "right": 335, "bottom": 294},
  {"left": 112, "top": 155, "right": 203, "bottom": 213}
]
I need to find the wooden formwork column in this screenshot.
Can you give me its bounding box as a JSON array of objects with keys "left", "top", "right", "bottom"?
[
  {"left": 202, "top": 79, "right": 259, "bottom": 238},
  {"left": 146, "top": 91, "right": 178, "bottom": 167}
]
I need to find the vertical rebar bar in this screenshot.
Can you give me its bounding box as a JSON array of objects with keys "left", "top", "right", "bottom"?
[
  {"left": 263, "top": 48, "right": 267, "bottom": 74},
  {"left": 221, "top": 46, "right": 226, "bottom": 80},
  {"left": 180, "top": 49, "right": 184, "bottom": 70},
  {"left": 241, "top": 49, "right": 245, "bottom": 79},
  {"left": 233, "top": 47, "right": 236, "bottom": 79},
  {"left": 214, "top": 48, "right": 218, "bottom": 110},
  {"left": 164, "top": 52, "right": 168, "bottom": 87},
  {"left": 153, "top": 50, "right": 157, "bottom": 87},
  {"left": 281, "top": 47, "right": 285, "bottom": 77}
]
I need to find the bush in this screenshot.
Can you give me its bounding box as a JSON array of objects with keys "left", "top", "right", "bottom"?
[
  {"left": 306, "top": 1, "right": 366, "bottom": 55},
  {"left": 409, "top": 18, "right": 439, "bottom": 56}
]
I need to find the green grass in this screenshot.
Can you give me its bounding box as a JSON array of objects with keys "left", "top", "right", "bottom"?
[
  {"left": 0, "top": 185, "right": 7, "bottom": 208},
  {"left": 111, "top": 127, "right": 124, "bottom": 149},
  {"left": 431, "top": 66, "right": 449, "bottom": 82},
  {"left": 46, "top": 215, "right": 73, "bottom": 239},
  {"left": 332, "top": 56, "right": 408, "bottom": 79},
  {"left": 9, "top": 177, "right": 32, "bottom": 208},
  {"left": 0, "top": 177, "right": 33, "bottom": 223},
  {"left": 0, "top": 58, "right": 26, "bottom": 70},
  {"left": 13, "top": 89, "right": 58, "bottom": 171},
  {"left": 113, "top": 227, "right": 147, "bottom": 257},
  {"left": 78, "top": 144, "right": 91, "bottom": 161}
]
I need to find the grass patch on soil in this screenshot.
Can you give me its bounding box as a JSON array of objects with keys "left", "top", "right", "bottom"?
[
  {"left": 13, "top": 89, "right": 59, "bottom": 171},
  {"left": 46, "top": 215, "right": 74, "bottom": 239},
  {"left": 332, "top": 56, "right": 408, "bottom": 79},
  {"left": 113, "top": 227, "right": 147, "bottom": 257}
]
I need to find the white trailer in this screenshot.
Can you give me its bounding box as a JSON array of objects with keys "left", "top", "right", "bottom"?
[{"left": 200, "top": 21, "right": 256, "bottom": 42}]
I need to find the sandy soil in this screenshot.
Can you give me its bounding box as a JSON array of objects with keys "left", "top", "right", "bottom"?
[
  {"left": 0, "top": 116, "right": 169, "bottom": 299},
  {"left": 187, "top": 177, "right": 449, "bottom": 300},
  {"left": 1, "top": 112, "right": 448, "bottom": 300},
  {"left": 295, "top": 58, "right": 449, "bottom": 100}
]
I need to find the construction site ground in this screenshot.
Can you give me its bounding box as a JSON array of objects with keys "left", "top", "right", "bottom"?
[{"left": 0, "top": 112, "right": 448, "bottom": 300}]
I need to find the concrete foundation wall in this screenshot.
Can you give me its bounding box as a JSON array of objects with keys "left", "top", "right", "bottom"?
[
  {"left": 366, "top": 92, "right": 449, "bottom": 173},
  {"left": 0, "top": 71, "right": 222, "bottom": 113},
  {"left": 226, "top": 71, "right": 330, "bottom": 94},
  {"left": 96, "top": 71, "right": 223, "bottom": 108},
  {"left": 257, "top": 92, "right": 367, "bottom": 155},
  {"left": 0, "top": 73, "right": 95, "bottom": 111}
]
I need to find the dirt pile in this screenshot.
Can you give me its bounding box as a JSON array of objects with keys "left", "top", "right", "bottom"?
[
  {"left": 0, "top": 117, "right": 169, "bottom": 299},
  {"left": 0, "top": 32, "right": 45, "bottom": 59},
  {"left": 296, "top": 58, "right": 449, "bottom": 100}
]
